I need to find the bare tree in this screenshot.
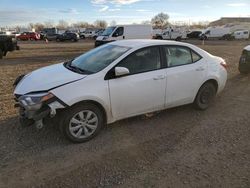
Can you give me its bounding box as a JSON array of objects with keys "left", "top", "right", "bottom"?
[
  {"left": 151, "top": 12, "right": 169, "bottom": 29},
  {"left": 110, "top": 20, "right": 117, "bottom": 26},
  {"left": 44, "top": 20, "right": 54, "bottom": 28},
  {"left": 57, "top": 20, "right": 69, "bottom": 29},
  {"left": 94, "top": 20, "right": 108, "bottom": 28},
  {"left": 34, "top": 23, "right": 45, "bottom": 31},
  {"left": 29, "top": 23, "right": 35, "bottom": 30}
]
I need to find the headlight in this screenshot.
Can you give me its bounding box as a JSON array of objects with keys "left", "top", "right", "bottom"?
[{"left": 19, "top": 93, "right": 54, "bottom": 110}]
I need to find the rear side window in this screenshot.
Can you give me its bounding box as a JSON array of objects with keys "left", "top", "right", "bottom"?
[
  {"left": 164, "top": 46, "right": 192, "bottom": 67},
  {"left": 163, "top": 46, "right": 202, "bottom": 67},
  {"left": 191, "top": 51, "right": 202, "bottom": 62}
]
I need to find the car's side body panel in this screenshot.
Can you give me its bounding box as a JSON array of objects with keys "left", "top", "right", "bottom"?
[
  {"left": 165, "top": 58, "right": 208, "bottom": 108},
  {"left": 108, "top": 69, "right": 167, "bottom": 120}
]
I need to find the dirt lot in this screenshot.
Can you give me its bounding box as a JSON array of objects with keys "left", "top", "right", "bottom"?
[{"left": 0, "top": 40, "right": 250, "bottom": 188}]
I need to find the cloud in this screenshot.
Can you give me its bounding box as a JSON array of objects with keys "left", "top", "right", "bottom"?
[
  {"left": 227, "top": 3, "right": 247, "bottom": 7},
  {"left": 136, "top": 9, "right": 150, "bottom": 12},
  {"left": 91, "top": 0, "right": 142, "bottom": 5},
  {"left": 99, "top": 5, "right": 109, "bottom": 12},
  {"left": 59, "top": 8, "right": 79, "bottom": 14}
]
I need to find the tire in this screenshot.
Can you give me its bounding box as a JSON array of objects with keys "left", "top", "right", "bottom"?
[
  {"left": 19, "top": 117, "right": 34, "bottom": 127},
  {"left": 60, "top": 103, "right": 104, "bottom": 143},
  {"left": 156, "top": 36, "right": 162, "bottom": 40},
  {"left": 194, "top": 82, "right": 216, "bottom": 110},
  {"left": 0, "top": 49, "right": 3, "bottom": 59}
]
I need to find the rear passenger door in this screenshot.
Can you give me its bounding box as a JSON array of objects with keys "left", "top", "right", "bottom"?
[{"left": 163, "top": 46, "right": 207, "bottom": 108}]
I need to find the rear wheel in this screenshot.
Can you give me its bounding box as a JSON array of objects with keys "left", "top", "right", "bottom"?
[
  {"left": 60, "top": 103, "right": 104, "bottom": 143},
  {"left": 194, "top": 82, "right": 216, "bottom": 110}
]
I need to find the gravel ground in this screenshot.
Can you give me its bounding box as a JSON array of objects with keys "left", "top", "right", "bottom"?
[{"left": 0, "top": 40, "right": 249, "bottom": 188}]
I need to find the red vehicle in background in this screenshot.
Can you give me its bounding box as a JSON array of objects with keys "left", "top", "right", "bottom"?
[{"left": 17, "top": 32, "right": 40, "bottom": 41}]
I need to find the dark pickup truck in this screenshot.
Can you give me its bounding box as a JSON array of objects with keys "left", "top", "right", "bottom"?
[{"left": 0, "top": 35, "right": 20, "bottom": 59}]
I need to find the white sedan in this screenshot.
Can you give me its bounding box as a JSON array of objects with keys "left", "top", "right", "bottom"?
[{"left": 14, "top": 40, "right": 227, "bottom": 143}]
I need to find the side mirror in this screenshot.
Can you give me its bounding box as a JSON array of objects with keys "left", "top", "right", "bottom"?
[{"left": 115, "top": 67, "right": 130, "bottom": 77}]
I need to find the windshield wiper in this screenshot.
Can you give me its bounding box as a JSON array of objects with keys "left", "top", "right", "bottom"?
[{"left": 65, "top": 60, "right": 93, "bottom": 74}]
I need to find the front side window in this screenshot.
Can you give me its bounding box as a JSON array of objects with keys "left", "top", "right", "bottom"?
[
  {"left": 164, "top": 46, "right": 193, "bottom": 67},
  {"left": 69, "top": 45, "right": 130, "bottom": 74},
  {"left": 118, "top": 47, "right": 161, "bottom": 75},
  {"left": 113, "top": 27, "right": 124, "bottom": 37}
]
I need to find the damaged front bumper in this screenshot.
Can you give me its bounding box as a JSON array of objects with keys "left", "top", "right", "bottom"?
[{"left": 14, "top": 93, "right": 66, "bottom": 128}]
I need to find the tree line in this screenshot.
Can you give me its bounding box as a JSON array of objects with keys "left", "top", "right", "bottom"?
[{"left": 13, "top": 12, "right": 208, "bottom": 32}]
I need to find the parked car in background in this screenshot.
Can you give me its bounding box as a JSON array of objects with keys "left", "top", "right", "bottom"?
[
  {"left": 187, "top": 31, "right": 202, "bottom": 39},
  {"left": 14, "top": 40, "right": 227, "bottom": 143},
  {"left": 80, "top": 30, "right": 94, "bottom": 39},
  {"left": 239, "top": 45, "right": 250, "bottom": 74},
  {"left": 56, "top": 32, "right": 79, "bottom": 42},
  {"left": 41, "top": 28, "right": 59, "bottom": 41},
  {"left": 0, "top": 35, "right": 20, "bottom": 59},
  {"left": 16, "top": 32, "right": 40, "bottom": 41},
  {"left": 234, "top": 30, "right": 249, "bottom": 40},
  {"left": 95, "top": 24, "right": 152, "bottom": 47},
  {"left": 92, "top": 29, "right": 105, "bottom": 40}
]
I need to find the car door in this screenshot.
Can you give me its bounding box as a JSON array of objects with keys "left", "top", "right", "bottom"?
[
  {"left": 163, "top": 46, "right": 207, "bottom": 108},
  {"left": 107, "top": 46, "right": 167, "bottom": 120},
  {"left": 112, "top": 27, "right": 124, "bottom": 40}
]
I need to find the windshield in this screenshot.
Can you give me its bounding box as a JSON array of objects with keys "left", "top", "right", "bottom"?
[
  {"left": 101, "top": 27, "right": 116, "bottom": 36},
  {"left": 69, "top": 45, "right": 130, "bottom": 74}
]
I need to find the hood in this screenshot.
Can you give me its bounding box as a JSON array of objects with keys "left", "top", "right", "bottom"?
[{"left": 14, "top": 63, "right": 87, "bottom": 95}]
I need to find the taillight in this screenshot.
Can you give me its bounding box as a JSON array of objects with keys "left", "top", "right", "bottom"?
[{"left": 220, "top": 61, "right": 227, "bottom": 69}]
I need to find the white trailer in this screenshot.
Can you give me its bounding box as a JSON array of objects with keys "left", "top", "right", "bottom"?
[
  {"left": 234, "top": 30, "right": 249, "bottom": 40},
  {"left": 95, "top": 24, "right": 152, "bottom": 47}
]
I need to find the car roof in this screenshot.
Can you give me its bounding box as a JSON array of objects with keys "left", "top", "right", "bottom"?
[{"left": 112, "top": 39, "right": 191, "bottom": 49}]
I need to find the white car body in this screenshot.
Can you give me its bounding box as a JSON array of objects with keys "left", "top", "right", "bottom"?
[{"left": 14, "top": 40, "right": 227, "bottom": 126}]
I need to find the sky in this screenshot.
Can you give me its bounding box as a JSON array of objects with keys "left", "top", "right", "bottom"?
[{"left": 0, "top": 0, "right": 249, "bottom": 27}]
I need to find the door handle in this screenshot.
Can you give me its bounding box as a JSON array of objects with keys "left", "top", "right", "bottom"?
[
  {"left": 153, "top": 75, "right": 165, "bottom": 80},
  {"left": 196, "top": 67, "right": 205, "bottom": 71}
]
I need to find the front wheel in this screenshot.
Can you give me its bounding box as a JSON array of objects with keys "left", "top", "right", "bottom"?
[
  {"left": 194, "top": 82, "right": 216, "bottom": 110},
  {"left": 60, "top": 103, "right": 104, "bottom": 143}
]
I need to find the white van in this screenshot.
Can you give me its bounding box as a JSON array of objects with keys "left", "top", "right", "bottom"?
[
  {"left": 95, "top": 25, "right": 152, "bottom": 47},
  {"left": 234, "top": 30, "right": 249, "bottom": 40},
  {"left": 200, "top": 27, "right": 230, "bottom": 40}
]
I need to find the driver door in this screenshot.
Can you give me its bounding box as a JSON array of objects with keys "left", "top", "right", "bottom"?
[
  {"left": 107, "top": 46, "right": 167, "bottom": 120},
  {"left": 112, "top": 27, "right": 124, "bottom": 40}
]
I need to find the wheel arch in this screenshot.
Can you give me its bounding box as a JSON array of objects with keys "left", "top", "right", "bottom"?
[
  {"left": 70, "top": 100, "right": 108, "bottom": 124},
  {"left": 199, "top": 79, "right": 219, "bottom": 94}
]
